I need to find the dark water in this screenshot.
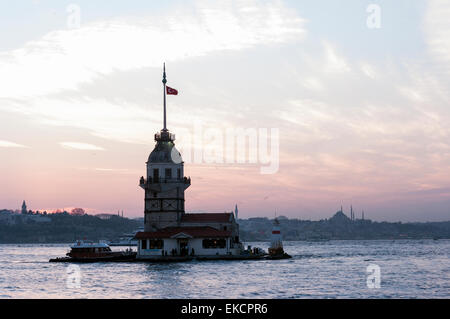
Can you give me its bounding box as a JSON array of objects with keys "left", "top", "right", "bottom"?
[{"left": 0, "top": 240, "right": 448, "bottom": 298}]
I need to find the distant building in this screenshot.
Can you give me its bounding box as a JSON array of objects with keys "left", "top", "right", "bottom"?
[
  {"left": 95, "top": 213, "right": 117, "bottom": 220},
  {"left": 21, "top": 201, "right": 27, "bottom": 214},
  {"left": 1, "top": 208, "right": 51, "bottom": 224},
  {"left": 329, "top": 210, "right": 351, "bottom": 223},
  {"left": 71, "top": 208, "right": 86, "bottom": 216}
]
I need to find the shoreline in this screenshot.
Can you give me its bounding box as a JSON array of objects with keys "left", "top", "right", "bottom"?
[{"left": 1, "top": 238, "right": 448, "bottom": 245}]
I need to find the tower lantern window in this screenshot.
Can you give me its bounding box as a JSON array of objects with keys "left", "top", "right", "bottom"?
[
  {"left": 165, "top": 168, "right": 172, "bottom": 179},
  {"left": 153, "top": 168, "right": 159, "bottom": 181}
]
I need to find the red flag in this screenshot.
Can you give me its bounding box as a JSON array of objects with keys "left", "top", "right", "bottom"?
[{"left": 166, "top": 86, "right": 178, "bottom": 95}]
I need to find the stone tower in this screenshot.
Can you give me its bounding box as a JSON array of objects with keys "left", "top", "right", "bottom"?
[
  {"left": 21, "top": 200, "right": 27, "bottom": 214},
  {"left": 139, "top": 64, "right": 190, "bottom": 231}
]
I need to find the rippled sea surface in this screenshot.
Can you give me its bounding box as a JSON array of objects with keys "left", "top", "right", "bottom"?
[{"left": 0, "top": 240, "right": 449, "bottom": 298}]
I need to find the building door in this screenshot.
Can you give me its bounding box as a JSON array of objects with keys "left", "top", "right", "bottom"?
[{"left": 178, "top": 239, "right": 188, "bottom": 256}]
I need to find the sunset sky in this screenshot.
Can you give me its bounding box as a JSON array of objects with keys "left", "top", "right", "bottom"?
[{"left": 1, "top": 0, "right": 449, "bottom": 221}]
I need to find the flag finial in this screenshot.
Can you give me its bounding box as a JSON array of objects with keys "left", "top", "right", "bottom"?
[{"left": 163, "top": 63, "right": 167, "bottom": 84}]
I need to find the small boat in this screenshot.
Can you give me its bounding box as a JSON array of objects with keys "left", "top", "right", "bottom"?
[
  {"left": 108, "top": 229, "right": 141, "bottom": 246},
  {"left": 49, "top": 240, "right": 136, "bottom": 263}
]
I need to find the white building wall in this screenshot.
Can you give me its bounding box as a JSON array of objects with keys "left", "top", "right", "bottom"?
[
  {"left": 137, "top": 239, "right": 178, "bottom": 258},
  {"left": 187, "top": 238, "right": 231, "bottom": 256},
  {"left": 147, "top": 163, "right": 184, "bottom": 180},
  {"left": 137, "top": 237, "right": 240, "bottom": 258}
]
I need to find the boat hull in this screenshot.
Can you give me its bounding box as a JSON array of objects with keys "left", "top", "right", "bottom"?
[
  {"left": 195, "top": 254, "right": 266, "bottom": 261},
  {"left": 49, "top": 253, "right": 136, "bottom": 263},
  {"left": 265, "top": 253, "right": 292, "bottom": 260}
]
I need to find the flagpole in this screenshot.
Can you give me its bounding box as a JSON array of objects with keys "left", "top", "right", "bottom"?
[{"left": 162, "top": 63, "right": 167, "bottom": 131}]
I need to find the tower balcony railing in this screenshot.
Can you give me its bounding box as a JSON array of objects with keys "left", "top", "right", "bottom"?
[
  {"left": 155, "top": 131, "right": 175, "bottom": 142},
  {"left": 139, "top": 176, "right": 191, "bottom": 186}
]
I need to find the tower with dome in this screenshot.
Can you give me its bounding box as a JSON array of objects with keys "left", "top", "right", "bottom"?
[
  {"left": 135, "top": 65, "right": 242, "bottom": 259},
  {"left": 139, "top": 78, "right": 191, "bottom": 231}
]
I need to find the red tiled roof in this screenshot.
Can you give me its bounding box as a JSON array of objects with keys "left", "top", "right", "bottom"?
[
  {"left": 135, "top": 226, "right": 231, "bottom": 239},
  {"left": 181, "top": 213, "right": 232, "bottom": 223}
]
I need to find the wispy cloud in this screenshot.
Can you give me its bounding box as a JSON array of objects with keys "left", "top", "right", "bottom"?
[
  {"left": 424, "top": 0, "right": 450, "bottom": 76},
  {"left": 0, "top": 140, "right": 28, "bottom": 148},
  {"left": 322, "top": 41, "right": 350, "bottom": 73},
  {"left": 0, "top": 0, "right": 306, "bottom": 145},
  {"left": 0, "top": 0, "right": 305, "bottom": 99},
  {"left": 60, "top": 142, "right": 105, "bottom": 151}
]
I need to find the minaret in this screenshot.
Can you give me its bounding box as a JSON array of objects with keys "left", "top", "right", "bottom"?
[
  {"left": 139, "top": 64, "right": 191, "bottom": 231},
  {"left": 234, "top": 204, "right": 238, "bottom": 220}
]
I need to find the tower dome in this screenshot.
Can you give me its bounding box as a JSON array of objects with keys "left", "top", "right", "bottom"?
[{"left": 147, "top": 131, "right": 182, "bottom": 164}]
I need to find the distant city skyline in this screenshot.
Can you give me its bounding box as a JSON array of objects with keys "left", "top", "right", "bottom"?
[
  {"left": 1, "top": 1, "right": 450, "bottom": 222},
  {"left": 1, "top": 200, "right": 443, "bottom": 224}
]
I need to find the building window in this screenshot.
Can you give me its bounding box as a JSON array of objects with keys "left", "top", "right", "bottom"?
[
  {"left": 202, "top": 239, "right": 226, "bottom": 249},
  {"left": 165, "top": 168, "right": 172, "bottom": 179},
  {"left": 223, "top": 226, "right": 227, "bottom": 231},
  {"left": 149, "top": 239, "right": 164, "bottom": 249},
  {"left": 153, "top": 169, "right": 159, "bottom": 182},
  {"left": 177, "top": 168, "right": 181, "bottom": 179},
  {"left": 141, "top": 239, "right": 147, "bottom": 249}
]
